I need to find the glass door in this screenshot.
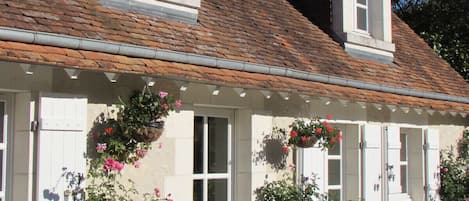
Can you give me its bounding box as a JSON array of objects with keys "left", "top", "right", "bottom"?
[{"left": 193, "top": 115, "right": 232, "bottom": 201}]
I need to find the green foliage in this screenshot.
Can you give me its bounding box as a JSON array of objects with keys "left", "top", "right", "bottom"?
[
  {"left": 439, "top": 129, "right": 469, "bottom": 201},
  {"left": 393, "top": 0, "right": 469, "bottom": 80},
  {"left": 86, "top": 86, "right": 180, "bottom": 200},
  {"left": 254, "top": 174, "right": 327, "bottom": 201}
]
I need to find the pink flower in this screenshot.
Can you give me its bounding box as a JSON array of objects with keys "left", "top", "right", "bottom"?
[
  {"left": 326, "top": 114, "right": 332, "bottom": 120},
  {"left": 166, "top": 194, "right": 173, "bottom": 201},
  {"left": 136, "top": 148, "right": 147, "bottom": 158},
  {"left": 301, "top": 136, "right": 307, "bottom": 142},
  {"left": 104, "top": 157, "right": 116, "bottom": 171},
  {"left": 103, "top": 157, "right": 124, "bottom": 172},
  {"left": 442, "top": 167, "right": 449, "bottom": 173},
  {"left": 282, "top": 146, "right": 289, "bottom": 154},
  {"left": 159, "top": 91, "right": 168, "bottom": 98},
  {"left": 163, "top": 104, "right": 169, "bottom": 110},
  {"left": 158, "top": 143, "right": 163, "bottom": 149},
  {"left": 154, "top": 188, "right": 161, "bottom": 197},
  {"left": 134, "top": 161, "right": 141, "bottom": 168},
  {"left": 114, "top": 162, "right": 124, "bottom": 171},
  {"left": 96, "top": 143, "right": 107, "bottom": 152},
  {"left": 330, "top": 137, "right": 337, "bottom": 143},
  {"left": 175, "top": 100, "right": 182, "bottom": 108}
]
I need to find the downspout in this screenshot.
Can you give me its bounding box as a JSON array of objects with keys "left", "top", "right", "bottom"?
[{"left": 0, "top": 27, "right": 468, "bottom": 104}]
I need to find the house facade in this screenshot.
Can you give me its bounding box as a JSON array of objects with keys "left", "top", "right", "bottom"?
[{"left": 0, "top": 0, "right": 467, "bottom": 201}]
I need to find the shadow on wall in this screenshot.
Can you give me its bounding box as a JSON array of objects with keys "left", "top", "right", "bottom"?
[{"left": 253, "top": 128, "right": 289, "bottom": 172}]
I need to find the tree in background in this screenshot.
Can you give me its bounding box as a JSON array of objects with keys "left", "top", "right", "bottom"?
[{"left": 393, "top": 0, "right": 469, "bottom": 80}]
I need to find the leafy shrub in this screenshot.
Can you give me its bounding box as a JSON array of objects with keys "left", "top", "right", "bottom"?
[
  {"left": 439, "top": 129, "right": 469, "bottom": 201},
  {"left": 255, "top": 174, "right": 327, "bottom": 201}
]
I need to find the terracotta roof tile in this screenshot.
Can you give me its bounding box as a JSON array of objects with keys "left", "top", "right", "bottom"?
[
  {"left": 0, "top": 41, "right": 467, "bottom": 113},
  {"left": 0, "top": 0, "right": 467, "bottom": 102}
]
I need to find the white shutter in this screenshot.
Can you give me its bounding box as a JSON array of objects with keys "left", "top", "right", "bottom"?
[
  {"left": 37, "top": 94, "right": 87, "bottom": 201},
  {"left": 387, "top": 126, "right": 402, "bottom": 195},
  {"left": 343, "top": 124, "right": 360, "bottom": 201},
  {"left": 299, "top": 146, "right": 327, "bottom": 196},
  {"left": 424, "top": 128, "right": 440, "bottom": 201},
  {"left": 362, "top": 124, "right": 382, "bottom": 201}
]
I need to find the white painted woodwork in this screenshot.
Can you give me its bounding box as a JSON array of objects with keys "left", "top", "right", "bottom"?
[
  {"left": 300, "top": 146, "right": 327, "bottom": 195},
  {"left": 362, "top": 124, "right": 382, "bottom": 201},
  {"left": 387, "top": 126, "right": 402, "bottom": 195},
  {"left": 408, "top": 129, "right": 424, "bottom": 201},
  {"left": 424, "top": 129, "right": 440, "bottom": 201},
  {"left": 343, "top": 124, "right": 360, "bottom": 201},
  {"left": 0, "top": 99, "right": 7, "bottom": 200},
  {"left": 37, "top": 95, "right": 87, "bottom": 201}
]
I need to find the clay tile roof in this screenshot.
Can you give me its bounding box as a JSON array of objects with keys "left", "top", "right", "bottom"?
[{"left": 0, "top": 0, "right": 468, "bottom": 109}]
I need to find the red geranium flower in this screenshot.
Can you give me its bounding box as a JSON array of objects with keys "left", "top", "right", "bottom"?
[
  {"left": 301, "top": 136, "right": 307, "bottom": 142},
  {"left": 290, "top": 130, "right": 298, "bottom": 137},
  {"left": 326, "top": 125, "right": 334, "bottom": 133},
  {"left": 105, "top": 127, "right": 113, "bottom": 135},
  {"left": 330, "top": 137, "right": 336, "bottom": 143},
  {"left": 326, "top": 114, "right": 332, "bottom": 120},
  {"left": 315, "top": 127, "right": 322, "bottom": 134}
]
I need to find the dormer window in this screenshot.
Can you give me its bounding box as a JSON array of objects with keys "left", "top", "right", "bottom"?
[
  {"left": 99, "top": 0, "right": 201, "bottom": 24},
  {"left": 355, "top": 0, "right": 368, "bottom": 32},
  {"left": 331, "top": 0, "right": 395, "bottom": 63}
]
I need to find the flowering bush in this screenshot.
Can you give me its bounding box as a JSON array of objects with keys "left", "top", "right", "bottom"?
[
  {"left": 255, "top": 173, "right": 327, "bottom": 201},
  {"left": 287, "top": 115, "right": 342, "bottom": 149},
  {"left": 87, "top": 87, "right": 180, "bottom": 201},
  {"left": 439, "top": 129, "right": 469, "bottom": 201}
]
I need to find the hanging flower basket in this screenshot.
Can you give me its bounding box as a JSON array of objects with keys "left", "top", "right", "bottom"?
[
  {"left": 296, "top": 135, "right": 318, "bottom": 148},
  {"left": 136, "top": 120, "right": 165, "bottom": 142},
  {"left": 287, "top": 115, "right": 342, "bottom": 149}
]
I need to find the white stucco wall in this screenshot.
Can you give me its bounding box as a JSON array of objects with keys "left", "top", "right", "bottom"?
[{"left": 0, "top": 62, "right": 467, "bottom": 201}]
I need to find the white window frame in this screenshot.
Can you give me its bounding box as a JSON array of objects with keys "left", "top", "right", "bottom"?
[
  {"left": 354, "top": 0, "right": 369, "bottom": 34},
  {"left": 0, "top": 95, "right": 13, "bottom": 201},
  {"left": 192, "top": 109, "right": 233, "bottom": 201},
  {"left": 326, "top": 124, "right": 344, "bottom": 201},
  {"left": 400, "top": 133, "right": 409, "bottom": 194}
]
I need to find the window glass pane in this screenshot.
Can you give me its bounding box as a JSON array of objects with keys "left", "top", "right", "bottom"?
[
  {"left": 208, "top": 117, "right": 228, "bottom": 173},
  {"left": 400, "top": 165, "right": 407, "bottom": 193},
  {"left": 328, "top": 143, "right": 340, "bottom": 155},
  {"left": 400, "top": 134, "right": 407, "bottom": 161},
  {"left": 0, "top": 102, "right": 4, "bottom": 143},
  {"left": 193, "top": 180, "right": 203, "bottom": 201},
  {"left": 328, "top": 160, "right": 341, "bottom": 185},
  {"left": 328, "top": 189, "right": 341, "bottom": 201},
  {"left": 208, "top": 179, "right": 227, "bottom": 201},
  {"left": 357, "top": 7, "right": 367, "bottom": 31},
  {"left": 194, "top": 116, "right": 204, "bottom": 174},
  {"left": 357, "top": 0, "right": 366, "bottom": 5}
]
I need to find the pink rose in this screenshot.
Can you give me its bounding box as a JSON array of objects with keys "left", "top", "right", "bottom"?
[
  {"left": 163, "top": 104, "right": 169, "bottom": 110},
  {"left": 114, "top": 162, "right": 124, "bottom": 171},
  {"left": 159, "top": 91, "right": 168, "bottom": 98},
  {"left": 175, "top": 100, "right": 182, "bottom": 108}
]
